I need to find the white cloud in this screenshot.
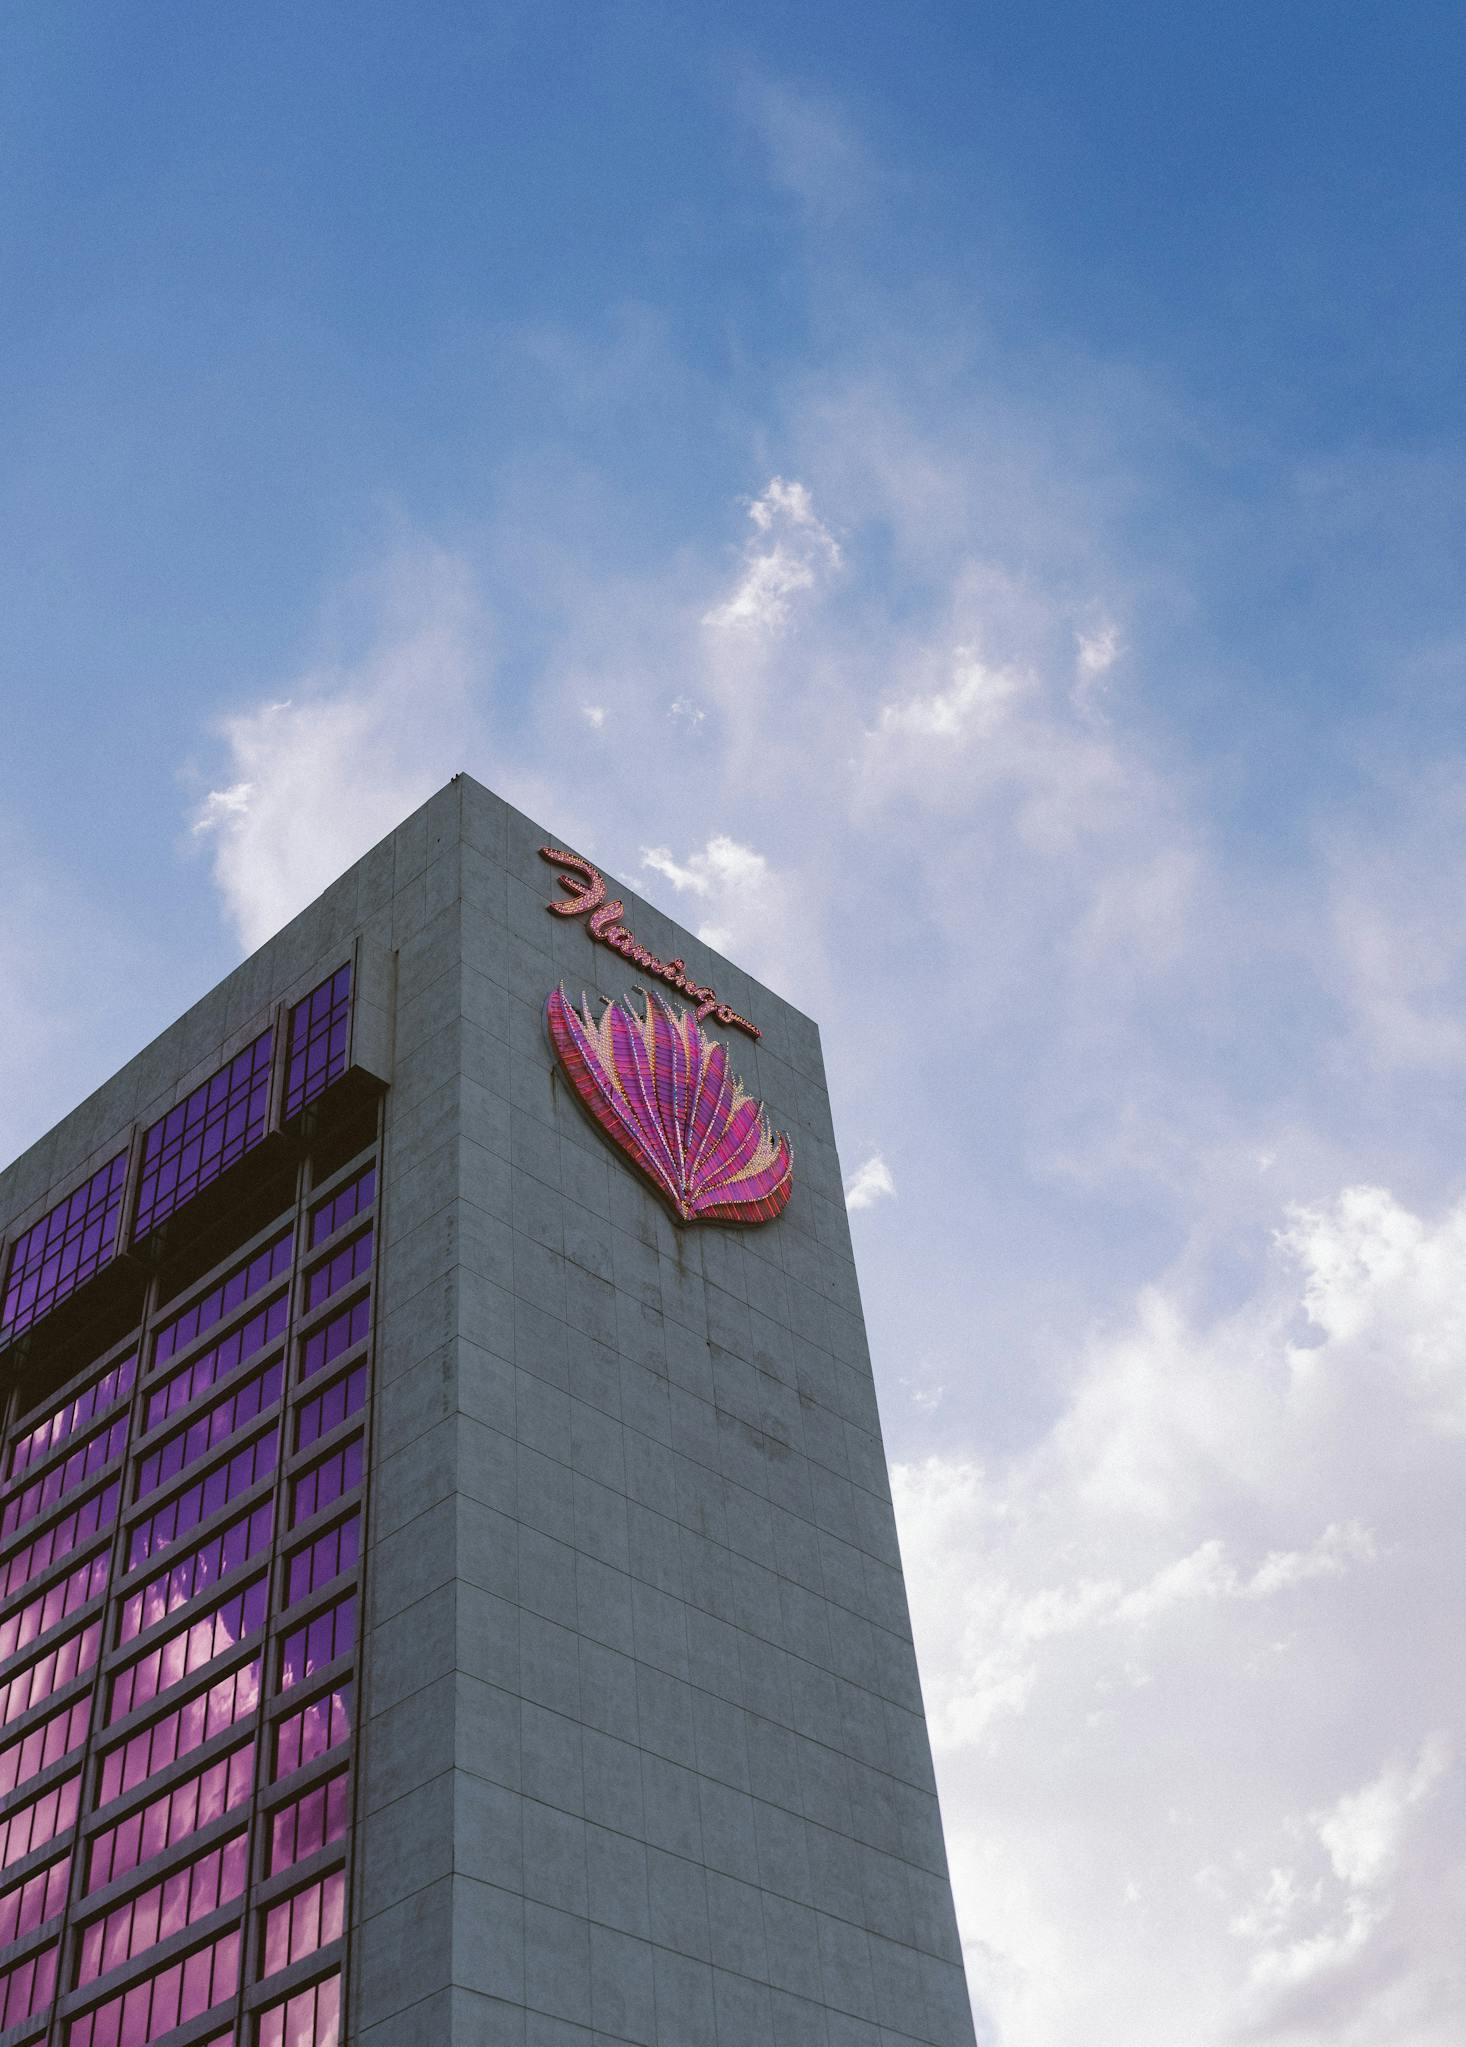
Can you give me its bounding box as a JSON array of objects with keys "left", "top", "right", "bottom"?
[
  {"left": 874, "top": 645, "right": 1028, "bottom": 741},
  {"left": 1076, "top": 621, "right": 1121, "bottom": 678},
  {"left": 191, "top": 550, "right": 489, "bottom": 951},
  {"left": 581, "top": 703, "right": 607, "bottom": 729},
  {"left": 702, "top": 475, "right": 842, "bottom": 632},
  {"left": 895, "top": 1184, "right": 1466, "bottom": 2047},
  {"left": 641, "top": 835, "right": 769, "bottom": 898},
  {"left": 844, "top": 1151, "right": 896, "bottom": 1211},
  {"left": 668, "top": 694, "right": 706, "bottom": 729}
]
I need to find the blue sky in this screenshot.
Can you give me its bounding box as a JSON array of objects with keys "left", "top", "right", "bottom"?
[{"left": 5, "top": 8, "right": 1466, "bottom": 2042}]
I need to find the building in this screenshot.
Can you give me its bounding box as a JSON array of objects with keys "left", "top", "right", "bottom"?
[{"left": 0, "top": 776, "right": 977, "bottom": 2046}]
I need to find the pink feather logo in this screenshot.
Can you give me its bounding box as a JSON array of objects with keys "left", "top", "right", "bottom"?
[{"left": 546, "top": 986, "right": 794, "bottom": 1224}]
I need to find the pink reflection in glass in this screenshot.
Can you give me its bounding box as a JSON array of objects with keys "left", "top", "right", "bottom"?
[
  {"left": 126, "top": 1434, "right": 276, "bottom": 1571},
  {"left": 0, "top": 1851, "right": 69, "bottom": 1945},
  {"left": 0, "top": 1480, "right": 119, "bottom": 1602},
  {"left": 273, "top": 1683, "right": 352, "bottom": 1779},
  {"left": 119, "top": 1499, "right": 273, "bottom": 1644},
  {"left": 0, "top": 1616, "right": 102, "bottom": 1727},
  {"left": 256, "top": 1967, "right": 341, "bottom": 2047},
  {"left": 98, "top": 1660, "right": 260, "bottom": 1803},
  {"left": 1, "top": 1416, "right": 127, "bottom": 1539},
  {"left": 109, "top": 1577, "right": 268, "bottom": 1721},
  {"left": 0, "top": 1545, "right": 108, "bottom": 1659},
  {"left": 77, "top": 1832, "right": 247, "bottom": 1984},
  {"left": 268, "top": 1769, "right": 349, "bottom": 1877},
  {"left": 0, "top": 1693, "right": 89, "bottom": 1799},
  {"left": 7, "top": 1353, "right": 136, "bottom": 1483},
  {"left": 87, "top": 1742, "right": 253, "bottom": 1893}
]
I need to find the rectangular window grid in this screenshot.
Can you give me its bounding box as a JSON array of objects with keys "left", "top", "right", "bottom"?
[
  {"left": 7, "top": 1353, "right": 135, "bottom": 1483},
  {"left": 284, "top": 966, "right": 352, "bottom": 1120},
  {"left": 1, "top": 1152, "right": 129, "bottom": 1345},
  {"left": 0, "top": 1415, "right": 128, "bottom": 1540},
  {"left": 86, "top": 1742, "right": 254, "bottom": 1895},
  {"left": 133, "top": 1030, "right": 274, "bottom": 1241},
  {"left": 66, "top": 1925, "right": 240, "bottom": 2045},
  {"left": 0, "top": 1848, "right": 69, "bottom": 1947},
  {"left": 309, "top": 1165, "right": 374, "bottom": 1250},
  {"left": 257, "top": 1969, "right": 341, "bottom": 2047},
  {"left": 119, "top": 1500, "right": 274, "bottom": 1645},
  {"left": 76, "top": 1830, "right": 248, "bottom": 1985},
  {"left": 0, "top": 1481, "right": 120, "bottom": 1603},
  {"left": 0, "top": 1136, "right": 375, "bottom": 2046},
  {"left": 153, "top": 1233, "right": 292, "bottom": 1369},
  {"left": 0, "top": 1939, "right": 58, "bottom": 2030}
]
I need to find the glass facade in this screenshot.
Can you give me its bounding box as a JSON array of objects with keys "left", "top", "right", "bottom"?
[
  {"left": 1, "top": 1159, "right": 130, "bottom": 1348},
  {"left": 0, "top": 1101, "right": 376, "bottom": 2045},
  {"left": 133, "top": 1036, "right": 275, "bottom": 1243},
  {"left": 283, "top": 972, "right": 351, "bottom": 1125}
]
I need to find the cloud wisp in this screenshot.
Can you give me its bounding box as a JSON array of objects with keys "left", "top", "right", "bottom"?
[
  {"left": 897, "top": 1183, "right": 1466, "bottom": 2047},
  {"left": 191, "top": 550, "right": 489, "bottom": 952}
]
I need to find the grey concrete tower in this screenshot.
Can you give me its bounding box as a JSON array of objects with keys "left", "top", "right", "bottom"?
[{"left": 0, "top": 776, "right": 975, "bottom": 2047}]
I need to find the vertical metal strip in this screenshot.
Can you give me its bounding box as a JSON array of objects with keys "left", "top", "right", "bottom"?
[
  {"left": 339, "top": 1095, "right": 387, "bottom": 2047},
  {"left": 223, "top": 1150, "right": 309, "bottom": 2043},
  {"left": 45, "top": 1271, "right": 159, "bottom": 2047}
]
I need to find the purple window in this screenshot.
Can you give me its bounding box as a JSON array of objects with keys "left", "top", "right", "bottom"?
[
  {"left": 87, "top": 1741, "right": 253, "bottom": 1894},
  {"left": 108, "top": 1577, "right": 268, "bottom": 1722},
  {"left": 0, "top": 1616, "right": 102, "bottom": 1728},
  {"left": 66, "top": 1925, "right": 241, "bottom": 2046},
  {"left": 284, "top": 965, "right": 352, "bottom": 1120},
  {"left": 0, "top": 1851, "right": 69, "bottom": 1948},
  {"left": 152, "top": 1231, "right": 292, "bottom": 1368},
  {"left": 76, "top": 1831, "right": 248, "bottom": 1985},
  {"left": 0, "top": 1546, "right": 108, "bottom": 1660},
  {"left": 97, "top": 1659, "right": 260, "bottom": 1804},
  {"left": 133, "top": 1029, "right": 273, "bottom": 1241},
  {"left": 304, "top": 1227, "right": 372, "bottom": 1314},
  {"left": 0, "top": 1940, "right": 58, "bottom": 2031},
  {"left": 0, "top": 1414, "right": 128, "bottom": 1541},
  {"left": 0, "top": 1694, "right": 90, "bottom": 1799},
  {"left": 119, "top": 1500, "right": 274, "bottom": 1644},
  {"left": 295, "top": 1364, "right": 366, "bottom": 1452},
  {"left": 132, "top": 1358, "right": 282, "bottom": 1504},
  {"left": 278, "top": 1591, "right": 356, "bottom": 1691},
  {"left": 257, "top": 1969, "right": 341, "bottom": 2047},
  {"left": 7, "top": 1353, "right": 136, "bottom": 1483},
  {"left": 267, "top": 1769, "right": 349, "bottom": 1877},
  {"left": 299, "top": 1296, "right": 370, "bottom": 1384},
  {"left": 273, "top": 1682, "right": 351, "bottom": 1779},
  {"left": 261, "top": 1866, "right": 345, "bottom": 1978},
  {"left": 310, "top": 1164, "right": 375, "bottom": 1249},
  {"left": 126, "top": 1435, "right": 276, "bottom": 1572},
  {"left": 1, "top": 1152, "right": 128, "bottom": 1344},
  {"left": 0, "top": 1480, "right": 119, "bottom": 1603},
  {"left": 284, "top": 1512, "right": 359, "bottom": 1608},
  {"left": 289, "top": 1438, "right": 362, "bottom": 1526},
  {"left": 146, "top": 1291, "right": 288, "bottom": 1431},
  {"left": 0, "top": 1770, "right": 79, "bottom": 1866}
]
